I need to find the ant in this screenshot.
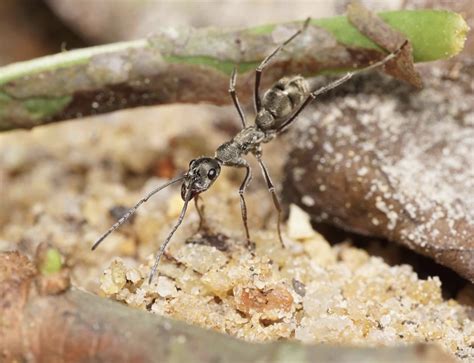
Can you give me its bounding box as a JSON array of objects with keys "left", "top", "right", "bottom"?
[{"left": 92, "top": 18, "right": 407, "bottom": 283}]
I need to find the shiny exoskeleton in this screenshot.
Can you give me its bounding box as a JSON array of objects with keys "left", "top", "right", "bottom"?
[
  {"left": 214, "top": 73, "right": 311, "bottom": 246},
  {"left": 92, "top": 18, "right": 407, "bottom": 283}
]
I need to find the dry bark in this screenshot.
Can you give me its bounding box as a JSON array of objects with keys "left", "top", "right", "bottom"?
[{"left": 0, "top": 251, "right": 457, "bottom": 363}]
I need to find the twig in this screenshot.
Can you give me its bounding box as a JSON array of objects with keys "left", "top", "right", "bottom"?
[{"left": 0, "top": 10, "right": 468, "bottom": 131}]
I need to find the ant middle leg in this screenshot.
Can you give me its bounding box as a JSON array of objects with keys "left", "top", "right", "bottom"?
[
  {"left": 238, "top": 162, "right": 253, "bottom": 248},
  {"left": 229, "top": 67, "right": 247, "bottom": 128},
  {"left": 254, "top": 18, "right": 311, "bottom": 113},
  {"left": 254, "top": 152, "right": 284, "bottom": 248}
]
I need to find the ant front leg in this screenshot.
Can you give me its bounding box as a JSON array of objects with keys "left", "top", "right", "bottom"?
[
  {"left": 254, "top": 151, "right": 284, "bottom": 248},
  {"left": 194, "top": 194, "right": 207, "bottom": 233}
]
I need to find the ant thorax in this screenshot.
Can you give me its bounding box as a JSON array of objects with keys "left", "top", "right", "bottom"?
[
  {"left": 233, "top": 126, "right": 266, "bottom": 152},
  {"left": 215, "top": 126, "right": 265, "bottom": 166}
]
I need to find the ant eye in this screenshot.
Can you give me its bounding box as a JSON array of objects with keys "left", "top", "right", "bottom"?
[{"left": 207, "top": 168, "right": 217, "bottom": 180}]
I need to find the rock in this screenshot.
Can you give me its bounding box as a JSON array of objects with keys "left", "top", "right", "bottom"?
[
  {"left": 287, "top": 204, "right": 319, "bottom": 240},
  {"left": 284, "top": 60, "right": 474, "bottom": 282}
]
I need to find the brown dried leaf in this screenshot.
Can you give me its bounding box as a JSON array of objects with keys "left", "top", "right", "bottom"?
[
  {"left": 284, "top": 60, "right": 474, "bottom": 282},
  {"left": 347, "top": 1, "right": 423, "bottom": 88}
]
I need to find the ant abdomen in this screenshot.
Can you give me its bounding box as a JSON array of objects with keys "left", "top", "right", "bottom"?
[{"left": 256, "top": 76, "right": 309, "bottom": 131}]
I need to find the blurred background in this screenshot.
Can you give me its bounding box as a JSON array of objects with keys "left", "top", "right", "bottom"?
[
  {"left": 0, "top": 0, "right": 415, "bottom": 66},
  {"left": 2, "top": 0, "right": 470, "bottom": 67}
]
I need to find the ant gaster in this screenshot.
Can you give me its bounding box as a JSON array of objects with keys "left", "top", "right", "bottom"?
[{"left": 92, "top": 18, "right": 408, "bottom": 283}]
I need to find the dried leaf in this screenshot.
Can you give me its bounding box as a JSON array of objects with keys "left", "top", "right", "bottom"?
[
  {"left": 284, "top": 60, "right": 474, "bottom": 282},
  {"left": 348, "top": 1, "right": 423, "bottom": 88}
]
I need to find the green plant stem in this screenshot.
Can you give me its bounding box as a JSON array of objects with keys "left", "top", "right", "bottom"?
[{"left": 0, "top": 10, "right": 468, "bottom": 132}]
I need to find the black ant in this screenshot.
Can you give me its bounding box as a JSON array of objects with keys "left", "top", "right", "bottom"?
[{"left": 92, "top": 18, "right": 407, "bottom": 283}]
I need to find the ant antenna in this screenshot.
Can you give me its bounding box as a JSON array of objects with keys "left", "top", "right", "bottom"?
[
  {"left": 148, "top": 187, "right": 192, "bottom": 283},
  {"left": 91, "top": 175, "right": 185, "bottom": 251}
]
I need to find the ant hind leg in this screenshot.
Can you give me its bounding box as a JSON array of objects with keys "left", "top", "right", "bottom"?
[
  {"left": 254, "top": 18, "right": 311, "bottom": 113},
  {"left": 276, "top": 40, "right": 408, "bottom": 133},
  {"left": 194, "top": 195, "right": 208, "bottom": 233}
]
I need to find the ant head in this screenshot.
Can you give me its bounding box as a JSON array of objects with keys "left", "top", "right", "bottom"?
[{"left": 181, "top": 157, "right": 221, "bottom": 200}]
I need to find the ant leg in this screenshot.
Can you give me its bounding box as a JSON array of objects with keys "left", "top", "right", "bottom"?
[
  {"left": 254, "top": 18, "right": 310, "bottom": 113},
  {"left": 276, "top": 40, "right": 408, "bottom": 133},
  {"left": 255, "top": 153, "right": 284, "bottom": 248},
  {"left": 194, "top": 194, "right": 206, "bottom": 232},
  {"left": 238, "top": 162, "right": 253, "bottom": 246},
  {"left": 148, "top": 188, "right": 192, "bottom": 283},
  {"left": 229, "top": 67, "right": 247, "bottom": 128}
]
